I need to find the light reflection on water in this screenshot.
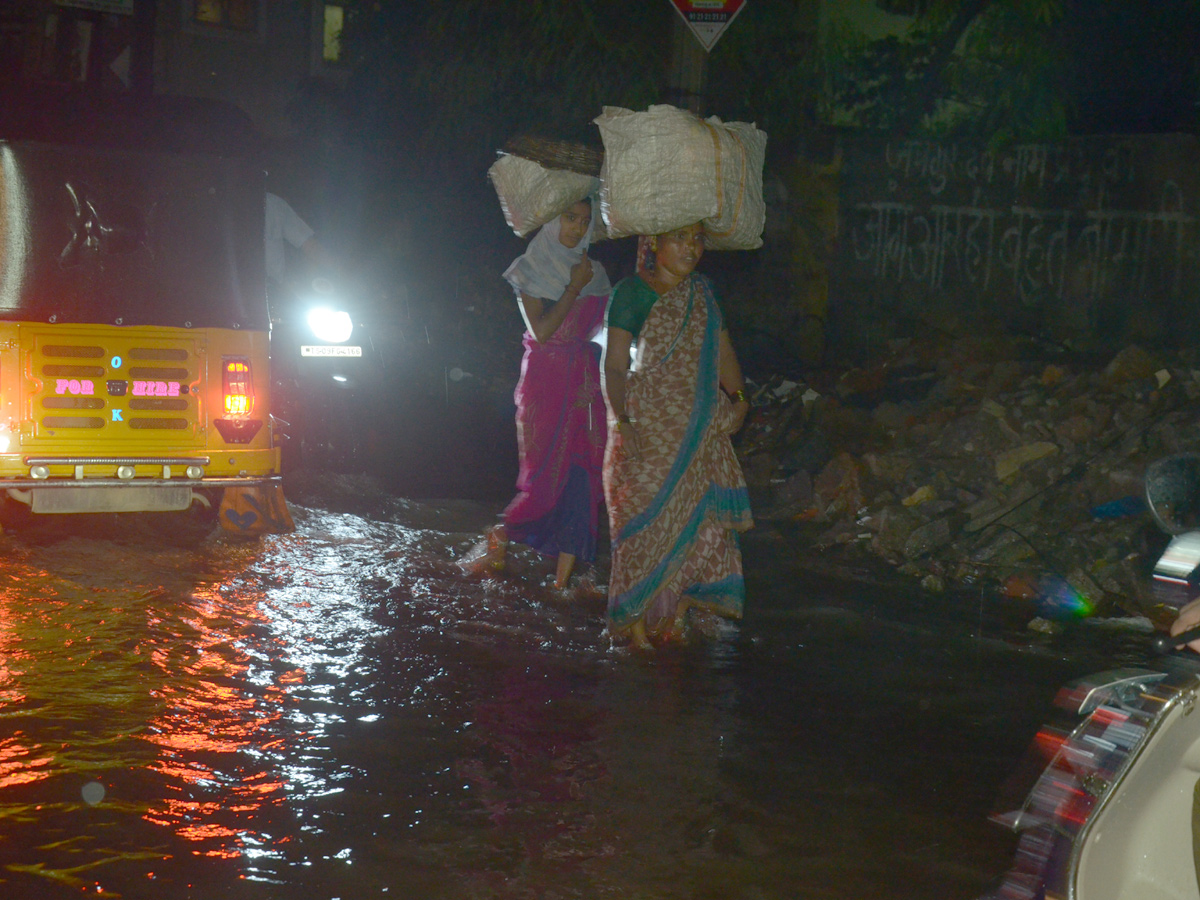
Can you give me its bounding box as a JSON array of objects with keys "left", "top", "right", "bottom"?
[{"left": 0, "top": 486, "right": 1151, "bottom": 899}]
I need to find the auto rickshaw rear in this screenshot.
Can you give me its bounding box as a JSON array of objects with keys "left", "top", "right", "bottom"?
[{"left": 0, "top": 92, "right": 288, "bottom": 535}]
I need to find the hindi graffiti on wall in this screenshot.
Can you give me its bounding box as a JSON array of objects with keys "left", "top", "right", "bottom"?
[{"left": 834, "top": 136, "right": 1200, "bottom": 348}]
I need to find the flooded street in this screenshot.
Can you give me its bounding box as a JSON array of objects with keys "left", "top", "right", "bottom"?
[{"left": 0, "top": 475, "right": 1153, "bottom": 900}]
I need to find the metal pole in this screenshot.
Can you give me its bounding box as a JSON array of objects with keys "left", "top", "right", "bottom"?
[{"left": 665, "top": 14, "right": 707, "bottom": 115}]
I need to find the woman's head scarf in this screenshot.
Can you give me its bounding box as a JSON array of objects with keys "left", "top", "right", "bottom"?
[{"left": 502, "top": 202, "right": 611, "bottom": 300}]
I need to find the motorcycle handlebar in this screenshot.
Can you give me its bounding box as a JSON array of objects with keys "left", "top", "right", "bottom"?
[{"left": 1152, "top": 623, "right": 1200, "bottom": 654}]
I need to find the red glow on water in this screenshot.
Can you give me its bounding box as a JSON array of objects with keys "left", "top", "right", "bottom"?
[
  {"left": 141, "top": 586, "right": 290, "bottom": 859},
  {"left": 0, "top": 540, "right": 329, "bottom": 891},
  {"left": 0, "top": 738, "right": 53, "bottom": 788},
  {"left": 0, "top": 583, "right": 53, "bottom": 789}
]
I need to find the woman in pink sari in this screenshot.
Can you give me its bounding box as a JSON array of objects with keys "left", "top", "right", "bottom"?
[
  {"left": 602, "top": 223, "right": 753, "bottom": 649},
  {"left": 485, "top": 200, "right": 611, "bottom": 588}
]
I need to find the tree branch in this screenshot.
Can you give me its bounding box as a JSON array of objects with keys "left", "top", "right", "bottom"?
[{"left": 889, "top": 0, "right": 997, "bottom": 139}]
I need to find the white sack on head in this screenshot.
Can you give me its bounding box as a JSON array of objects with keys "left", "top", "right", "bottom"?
[
  {"left": 594, "top": 104, "right": 767, "bottom": 250},
  {"left": 702, "top": 119, "right": 768, "bottom": 250},
  {"left": 488, "top": 153, "right": 599, "bottom": 238}
]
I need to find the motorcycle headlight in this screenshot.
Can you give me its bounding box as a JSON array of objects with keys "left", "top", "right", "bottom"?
[{"left": 307, "top": 307, "right": 354, "bottom": 343}]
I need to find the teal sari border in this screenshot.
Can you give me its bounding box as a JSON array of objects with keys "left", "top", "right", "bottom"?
[
  {"left": 685, "top": 573, "right": 746, "bottom": 614},
  {"left": 618, "top": 276, "right": 723, "bottom": 544},
  {"left": 609, "top": 481, "right": 750, "bottom": 627}
]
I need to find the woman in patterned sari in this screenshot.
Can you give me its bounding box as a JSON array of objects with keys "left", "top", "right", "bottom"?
[
  {"left": 601, "top": 223, "right": 753, "bottom": 649},
  {"left": 483, "top": 200, "right": 611, "bottom": 589}
]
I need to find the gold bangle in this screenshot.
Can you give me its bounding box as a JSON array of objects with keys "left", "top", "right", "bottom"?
[{"left": 731, "top": 388, "right": 749, "bottom": 405}]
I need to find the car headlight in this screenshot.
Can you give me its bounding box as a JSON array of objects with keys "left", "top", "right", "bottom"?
[{"left": 307, "top": 307, "right": 354, "bottom": 343}]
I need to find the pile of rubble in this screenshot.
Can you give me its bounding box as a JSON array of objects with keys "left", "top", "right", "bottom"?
[{"left": 737, "top": 334, "right": 1200, "bottom": 626}]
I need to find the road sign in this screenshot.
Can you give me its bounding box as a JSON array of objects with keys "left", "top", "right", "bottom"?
[{"left": 669, "top": 0, "right": 746, "bottom": 52}]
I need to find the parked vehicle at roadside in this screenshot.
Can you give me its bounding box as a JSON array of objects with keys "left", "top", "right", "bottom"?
[
  {"left": 0, "top": 90, "right": 286, "bottom": 533},
  {"left": 982, "top": 453, "right": 1200, "bottom": 900}
]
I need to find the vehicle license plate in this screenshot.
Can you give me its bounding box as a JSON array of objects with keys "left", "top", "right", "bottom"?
[{"left": 301, "top": 345, "right": 362, "bottom": 357}]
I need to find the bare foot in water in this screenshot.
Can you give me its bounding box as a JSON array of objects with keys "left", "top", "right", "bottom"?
[
  {"left": 553, "top": 551, "right": 576, "bottom": 590},
  {"left": 484, "top": 525, "right": 508, "bottom": 572},
  {"left": 457, "top": 525, "right": 508, "bottom": 576},
  {"left": 628, "top": 619, "right": 653, "bottom": 651},
  {"left": 661, "top": 601, "right": 690, "bottom": 644}
]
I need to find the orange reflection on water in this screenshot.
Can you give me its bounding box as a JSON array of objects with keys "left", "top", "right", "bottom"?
[
  {"left": 141, "top": 586, "right": 295, "bottom": 861},
  {"left": 148, "top": 796, "right": 263, "bottom": 858},
  {"left": 0, "top": 737, "right": 53, "bottom": 789},
  {"left": 0, "top": 540, "right": 320, "bottom": 876},
  {"left": 0, "top": 567, "right": 51, "bottom": 791},
  {"left": 0, "top": 574, "right": 30, "bottom": 690}
]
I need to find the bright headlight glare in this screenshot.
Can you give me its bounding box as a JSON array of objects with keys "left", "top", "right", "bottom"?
[{"left": 307, "top": 307, "right": 353, "bottom": 343}]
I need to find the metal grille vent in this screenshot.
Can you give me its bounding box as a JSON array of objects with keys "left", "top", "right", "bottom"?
[{"left": 33, "top": 339, "right": 199, "bottom": 438}]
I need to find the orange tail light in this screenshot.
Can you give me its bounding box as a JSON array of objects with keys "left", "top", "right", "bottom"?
[{"left": 223, "top": 357, "right": 254, "bottom": 416}]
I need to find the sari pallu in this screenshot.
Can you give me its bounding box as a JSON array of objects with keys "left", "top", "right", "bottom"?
[
  {"left": 604, "top": 273, "right": 753, "bottom": 636},
  {"left": 504, "top": 293, "right": 608, "bottom": 562}
]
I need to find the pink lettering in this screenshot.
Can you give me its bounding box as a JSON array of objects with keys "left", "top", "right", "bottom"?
[
  {"left": 130, "top": 380, "right": 180, "bottom": 397},
  {"left": 54, "top": 379, "right": 95, "bottom": 396}
]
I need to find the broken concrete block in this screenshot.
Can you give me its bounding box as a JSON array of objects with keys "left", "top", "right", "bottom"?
[{"left": 995, "top": 442, "right": 1059, "bottom": 481}]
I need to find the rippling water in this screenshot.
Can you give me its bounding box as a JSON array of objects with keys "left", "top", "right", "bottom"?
[{"left": 0, "top": 477, "right": 1150, "bottom": 899}]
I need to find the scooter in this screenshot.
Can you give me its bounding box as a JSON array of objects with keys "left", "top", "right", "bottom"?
[{"left": 983, "top": 454, "right": 1200, "bottom": 900}]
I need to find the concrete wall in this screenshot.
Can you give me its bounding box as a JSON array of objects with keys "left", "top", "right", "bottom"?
[{"left": 830, "top": 134, "right": 1200, "bottom": 359}]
